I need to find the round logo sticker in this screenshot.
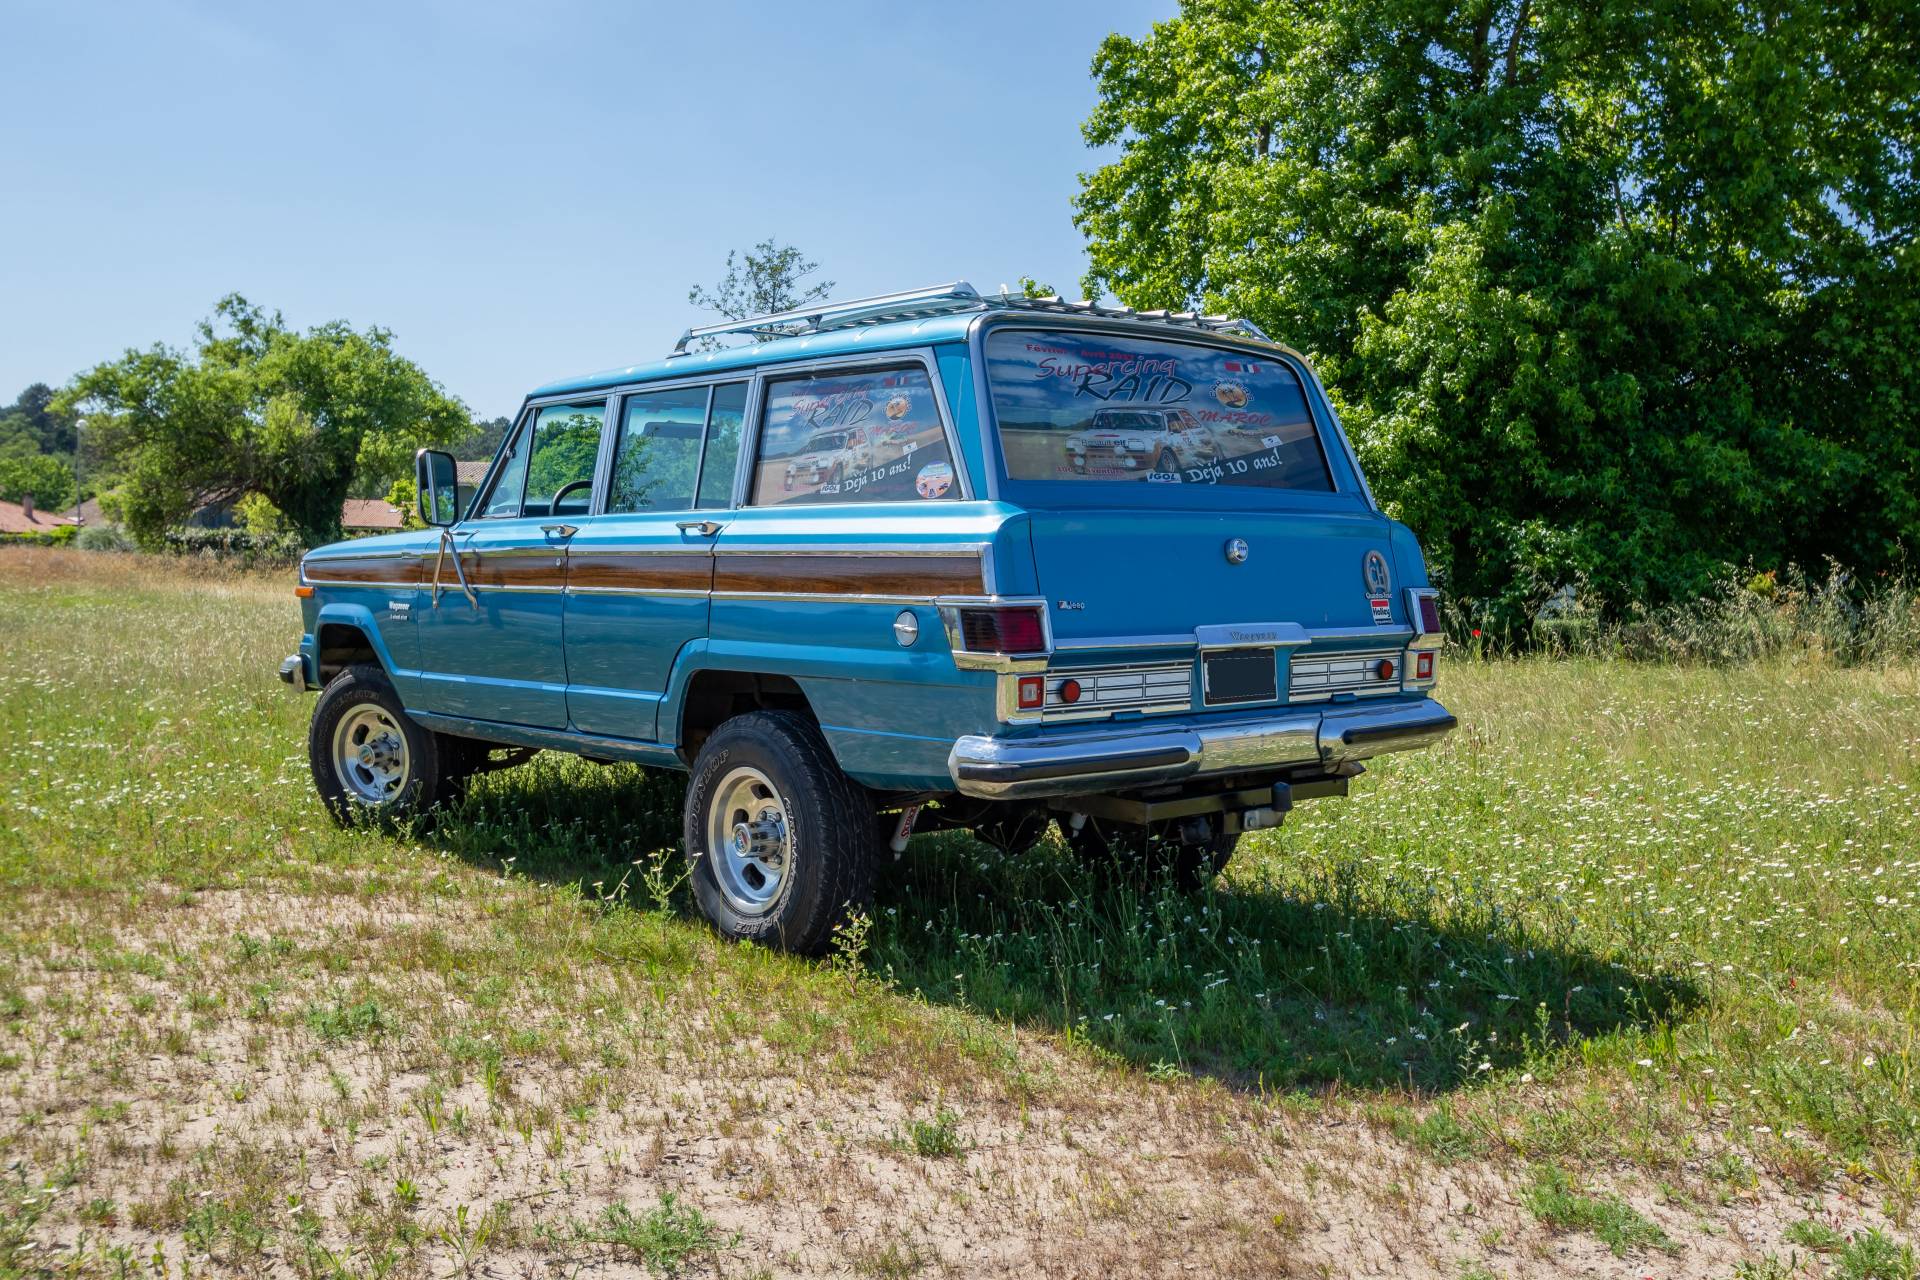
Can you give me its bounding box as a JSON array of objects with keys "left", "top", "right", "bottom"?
[
  {"left": 1363, "top": 549, "right": 1392, "bottom": 596},
  {"left": 915, "top": 461, "right": 953, "bottom": 499},
  {"left": 1213, "top": 379, "right": 1250, "bottom": 408}
]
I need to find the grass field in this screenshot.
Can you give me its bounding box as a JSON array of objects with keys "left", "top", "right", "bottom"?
[{"left": 1, "top": 545, "right": 1916, "bottom": 1279}]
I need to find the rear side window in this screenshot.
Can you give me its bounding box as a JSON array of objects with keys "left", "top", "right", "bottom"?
[
  {"left": 749, "top": 366, "right": 956, "bottom": 506},
  {"left": 697, "top": 383, "right": 747, "bottom": 509},
  {"left": 985, "top": 329, "right": 1333, "bottom": 491},
  {"left": 609, "top": 387, "right": 705, "bottom": 513}
]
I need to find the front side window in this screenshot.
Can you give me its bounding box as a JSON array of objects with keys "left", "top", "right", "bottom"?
[
  {"left": 750, "top": 365, "right": 956, "bottom": 505},
  {"left": 985, "top": 329, "right": 1333, "bottom": 492},
  {"left": 477, "top": 414, "right": 533, "bottom": 518},
  {"left": 609, "top": 387, "right": 705, "bottom": 513},
  {"left": 523, "top": 402, "right": 605, "bottom": 518}
]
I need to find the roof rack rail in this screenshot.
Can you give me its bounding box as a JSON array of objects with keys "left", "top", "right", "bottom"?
[{"left": 668, "top": 281, "right": 1271, "bottom": 356}]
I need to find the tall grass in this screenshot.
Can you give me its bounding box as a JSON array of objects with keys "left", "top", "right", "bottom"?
[{"left": 1453, "top": 564, "right": 1920, "bottom": 666}]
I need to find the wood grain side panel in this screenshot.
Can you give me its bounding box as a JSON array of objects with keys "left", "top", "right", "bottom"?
[
  {"left": 302, "top": 557, "right": 426, "bottom": 586},
  {"left": 457, "top": 554, "right": 564, "bottom": 590},
  {"left": 713, "top": 553, "right": 984, "bottom": 598},
  {"left": 567, "top": 553, "right": 713, "bottom": 592}
]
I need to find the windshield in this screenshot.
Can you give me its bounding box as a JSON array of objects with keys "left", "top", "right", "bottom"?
[{"left": 985, "top": 329, "right": 1334, "bottom": 491}]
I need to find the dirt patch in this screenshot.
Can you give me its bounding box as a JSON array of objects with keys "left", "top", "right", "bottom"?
[{"left": 0, "top": 890, "right": 1897, "bottom": 1279}]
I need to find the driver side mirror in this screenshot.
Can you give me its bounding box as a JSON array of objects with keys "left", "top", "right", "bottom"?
[{"left": 414, "top": 449, "right": 460, "bottom": 527}]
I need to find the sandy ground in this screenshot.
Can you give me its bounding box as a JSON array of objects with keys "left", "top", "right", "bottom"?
[{"left": 1, "top": 887, "right": 1895, "bottom": 1280}]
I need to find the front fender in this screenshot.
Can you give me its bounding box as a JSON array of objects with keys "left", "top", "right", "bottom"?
[{"left": 306, "top": 600, "right": 422, "bottom": 702}]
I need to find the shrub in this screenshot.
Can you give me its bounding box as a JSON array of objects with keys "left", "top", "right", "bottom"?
[
  {"left": 159, "top": 527, "right": 304, "bottom": 569},
  {"left": 74, "top": 523, "right": 134, "bottom": 553}
]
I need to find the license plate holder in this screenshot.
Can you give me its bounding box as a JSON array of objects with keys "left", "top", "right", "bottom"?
[{"left": 1202, "top": 648, "right": 1277, "bottom": 707}]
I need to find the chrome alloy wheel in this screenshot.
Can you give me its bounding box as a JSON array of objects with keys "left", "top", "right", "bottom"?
[
  {"left": 330, "top": 704, "right": 411, "bottom": 805},
  {"left": 707, "top": 765, "right": 791, "bottom": 917}
]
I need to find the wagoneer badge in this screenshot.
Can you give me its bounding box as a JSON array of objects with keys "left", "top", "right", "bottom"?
[
  {"left": 1224, "top": 537, "right": 1250, "bottom": 565},
  {"left": 1364, "top": 550, "right": 1393, "bottom": 623}
]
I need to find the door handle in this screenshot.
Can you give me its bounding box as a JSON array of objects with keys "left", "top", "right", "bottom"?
[
  {"left": 540, "top": 524, "right": 578, "bottom": 538},
  {"left": 676, "top": 520, "right": 722, "bottom": 536}
]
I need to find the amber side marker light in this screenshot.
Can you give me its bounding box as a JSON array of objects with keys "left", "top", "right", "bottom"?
[{"left": 294, "top": 585, "right": 315, "bottom": 599}]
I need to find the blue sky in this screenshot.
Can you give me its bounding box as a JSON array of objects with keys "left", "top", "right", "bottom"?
[{"left": 0, "top": 0, "right": 1172, "bottom": 420}]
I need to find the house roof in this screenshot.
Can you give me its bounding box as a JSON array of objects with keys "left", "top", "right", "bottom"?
[
  {"left": 0, "top": 498, "right": 76, "bottom": 535},
  {"left": 340, "top": 498, "right": 406, "bottom": 530},
  {"left": 455, "top": 459, "right": 490, "bottom": 486},
  {"left": 69, "top": 497, "right": 105, "bottom": 527}
]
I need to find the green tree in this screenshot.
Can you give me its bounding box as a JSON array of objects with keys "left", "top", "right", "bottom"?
[
  {"left": 57, "top": 296, "right": 469, "bottom": 548},
  {"left": 0, "top": 451, "right": 76, "bottom": 510},
  {"left": 688, "top": 240, "right": 834, "bottom": 345},
  {"left": 1076, "top": 0, "right": 1920, "bottom": 624},
  {"left": 0, "top": 384, "right": 78, "bottom": 456}
]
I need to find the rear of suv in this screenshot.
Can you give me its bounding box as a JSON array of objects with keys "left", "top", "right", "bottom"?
[{"left": 284, "top": 282, "right": 1453, "bottom": 953}]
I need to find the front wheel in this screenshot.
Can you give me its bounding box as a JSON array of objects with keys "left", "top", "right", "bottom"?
[
  {"left": 308, "top": 664, "right": 448, "bottom": 823},
  {"left": 1065, "top": 817, "right": 1237, "bottom": 892},
  {"left": 683, "top": 711, "right": 876, "bottom": 954}
]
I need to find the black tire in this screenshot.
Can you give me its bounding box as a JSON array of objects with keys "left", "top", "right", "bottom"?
[
  {"left": 1156, "top": 447, "right": 1178, "bottom": 474},
  {"left": 683, "top": 710, "right": 876, "bottom": 955},
  {"left": 308, "top": 664, "right": 446, "bottom": 825},
  {"left": 1065, "top": 817, "right": 1238, "bottom": 892}
]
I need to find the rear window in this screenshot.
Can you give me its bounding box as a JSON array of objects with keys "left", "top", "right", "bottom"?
[{"left": 985, "top": 329, "right": 1333, "bottom": 491}]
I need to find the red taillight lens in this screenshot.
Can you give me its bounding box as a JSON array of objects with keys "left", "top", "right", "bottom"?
[
  {"left": 1059, "top": 677, "right": 1082, "bottom": 704},
  {"left": 958, "top": 605, "right": 1046, "bottom": 654},
  {"left": 1416, "top": 651, "right": 1434, "bottom": 680},
  {"left": 1418, "top": 593, "right": 1442, "bottom": 636},
  {"left": 1376, "top": 658, "right": 1396, "bottom": 681},
  {"left": 1016, "top": 675, "right": 1045, "bottom": 709}
]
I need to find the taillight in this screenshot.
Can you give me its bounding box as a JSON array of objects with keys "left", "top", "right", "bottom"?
[
  {"left": 1417, "top": 593, "right": 1441, "bottom": 636},
  {"left": 957, "top": 605, "right": 1046, "bottom": 654},
  {"left": 1416, "top": 651, "right": 1434, "bottom": 680}
]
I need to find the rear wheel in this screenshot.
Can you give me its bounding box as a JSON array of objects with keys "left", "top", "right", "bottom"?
[
  {"left": 1156, "top": 446, "right": 1178, "bottom": 474},
  {"left": 683, "top": 711, "right": 876, "bottom": 954},
  {"left": 1065, "top": 817, "right": 1237, "bottom": 892},
  {"left": 308, "top": 664, "right": 447, "bottom": 824}
]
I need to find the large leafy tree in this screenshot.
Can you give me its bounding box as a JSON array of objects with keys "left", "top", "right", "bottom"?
[
  {"left": 59, "top": 296, "right": 470, "bottom": 548},
  {"left": 1076, "top": 0, "right": 1919, "bottom": 622}
]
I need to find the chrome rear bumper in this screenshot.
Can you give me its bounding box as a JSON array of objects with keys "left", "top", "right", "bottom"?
[{"left": 948, "top": 696, "right": 1455, "bottom": 800}]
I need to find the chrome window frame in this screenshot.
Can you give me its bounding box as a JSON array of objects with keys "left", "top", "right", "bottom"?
[
  {"left": 964, "top": 312, "right": 1378, "bottom": 510},
  {"left": 737, "top": 349, "right": 974, "bottom": 509}
]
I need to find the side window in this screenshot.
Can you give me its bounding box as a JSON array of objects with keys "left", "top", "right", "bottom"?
[
  {"left": 523, "top": 402, "right": 605, "bottom": 518},
  {"left": 609, "top": 387, "right": 705, "bottom": 513},
  {"left": 696, "top": 383, "right": 747, "bottom": 509},
  {"left": 477, "top": 414, "right": 533, "bottom": 518},
  {"left": 749, "top": 366, "right": 955, "bottom": 506}
]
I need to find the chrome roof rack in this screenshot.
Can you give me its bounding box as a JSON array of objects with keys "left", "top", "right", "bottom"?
[{"left": 668, "top": 280, "right": 1270, "bottom": 356}]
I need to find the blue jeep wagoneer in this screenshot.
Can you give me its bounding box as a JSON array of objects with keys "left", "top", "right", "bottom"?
[{"left": 282, "top": 283, "right": 1456, "bottom": 952}]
